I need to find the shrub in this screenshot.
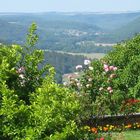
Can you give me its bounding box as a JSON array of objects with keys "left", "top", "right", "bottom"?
[
  {"left": 69, "top": 35, "right": 140, "bottom": 116},
  {"left": 0, "top": 23, "right": 86, "bottom": 140}
]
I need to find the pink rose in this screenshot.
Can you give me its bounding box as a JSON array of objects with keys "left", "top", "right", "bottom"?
[
  {"left": 103, "top": 64, "right": 108, "bottom": 69},
  {"left": 113, "top": 67, "right": 118, "bottom": 71},
  {"left": 104, "top": 68, "right": 109, "bottom": 72},
  {"left": 109, "top": 89, "right": 113, "bottom": 93},
  {"left": 107, "top": 87, "right": 112, "bottom": 91},
  {"left": 109, "top": 66, "right": 114, "bottom": 70}
]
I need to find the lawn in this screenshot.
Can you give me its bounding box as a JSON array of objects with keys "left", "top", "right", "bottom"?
[
  {"left": 124, "top": 130, "right": 140, "bottom": 140},
  {"left": 111, "top": 130, "right": 140, "bottom": 140}
]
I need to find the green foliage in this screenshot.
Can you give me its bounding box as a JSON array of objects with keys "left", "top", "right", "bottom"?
[
  {"left": 0, "top": 23, "right": 88, "bottom": 140},
  {"left": 0, "top": 23, "right": 52, "bottom": 104},
  {"left": 69, "top": 35, "right": 140, "bottom": 116},
  {"left": 1, "top": 21, "right": 140, "bottom": 140},
  {"left": 1, "top": 78, "right": 83, "bottom": 139},
  {"left": 104, "top": 35, "right": 140, "bottom": 99}
]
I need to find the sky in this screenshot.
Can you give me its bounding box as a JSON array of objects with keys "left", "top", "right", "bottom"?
[{"left": 0, "top": 0, "right": 140, "bottom": 13}]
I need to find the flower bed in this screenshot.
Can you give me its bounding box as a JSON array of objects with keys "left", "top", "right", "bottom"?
[{"left": 85, "top": 113, "right": 140, "bottom": 133}]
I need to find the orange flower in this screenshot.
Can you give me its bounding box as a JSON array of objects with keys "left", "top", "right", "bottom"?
[
  {"left": 91, "top": 127, "right": 98, "bottom": 133},
  {"left": 125, "top": 124, "right": 132, "bottom": 129},
  {"left": 127, "top": 124, "right": 132, "bottom": 128},
  {"left": 103, "top": 127, "right": 108, "bottom": 131}
]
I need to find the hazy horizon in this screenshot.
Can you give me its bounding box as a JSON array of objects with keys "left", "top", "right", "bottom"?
[
  {"left": 0, "top": 0, "right": 140, "bottom": 13},
  {"left": 0, "top": 10, "right": 140, "bottom": 14}
]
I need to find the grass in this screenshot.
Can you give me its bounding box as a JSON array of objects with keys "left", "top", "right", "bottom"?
[
  {"left": 124, "top": 130, "right": 140, "bottom": 140},
  {"left": 110, "top": 130, "right": 140, "bottom": 140}
]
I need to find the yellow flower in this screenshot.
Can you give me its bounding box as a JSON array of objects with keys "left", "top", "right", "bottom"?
[
  {"left": 125, "top": 124, "right": 132, "bottom": 129},
  {"left": 98, "top": 126, "right": 102, "bottom": 131},
  {"left": 109, "top": 125, "right": 114, "bottom": 130},
  {"left": 83, "top": 126, "right": 90, "bottom": 131}
]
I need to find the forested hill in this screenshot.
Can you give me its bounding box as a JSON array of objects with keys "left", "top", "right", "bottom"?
[
  {"left": 0, "top": 12, "right": 140, "bottom": 53},
  {"left": 43, "top": 51, "right": 86, "bottom": 83},
  {"left": 0, "top": 19, "right": 27, "bottom": 43},
  {"left": 111, "top": 17, "right": 140, "bottom": 41}
]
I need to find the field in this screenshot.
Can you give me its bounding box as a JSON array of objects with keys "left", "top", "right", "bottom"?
[{"left": 51, "top": 50, "right": 106, "bottom": 59}]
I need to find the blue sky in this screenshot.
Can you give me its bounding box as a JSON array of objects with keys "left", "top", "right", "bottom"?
[{"left": 0, "top": 0, "right": 140, "bottom": 13}]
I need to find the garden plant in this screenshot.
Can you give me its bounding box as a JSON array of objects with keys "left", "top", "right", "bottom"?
[{"left": 0, "top": 23, "right": 140, "bottom": 140}]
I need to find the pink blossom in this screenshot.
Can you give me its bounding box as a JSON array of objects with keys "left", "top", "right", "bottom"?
[
  {"left": 113, "top": 67, "right": 118, "bottom": 71},
  {"left": 109, "top": 66, "right": 114, "bottom": 70},
  {"left": 104, "top": 68, "right": 109, "bottom": 72},
  {"left": 107, "top": 87, "right": 112, "bottom": 91},
  {"left": 104, "top": 64, "right": 118, "bottom": 72},
  {"left": 103, "top": 64, "right": 109, "bottom": 69},
  {"left": 109, "top": 89, "right": 113, "bottom": 93},
  {"left": 103, "top": 64, "right": 110, "bottom": 72}
]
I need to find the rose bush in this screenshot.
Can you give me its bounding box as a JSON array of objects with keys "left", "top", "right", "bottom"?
[{"left": 68, "top": 35, "right": 140, "bottom": 116}]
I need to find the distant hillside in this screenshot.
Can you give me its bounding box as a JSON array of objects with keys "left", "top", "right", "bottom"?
[
  {"left": 112, "top": 17, "right": 140, "bottom": 41},
  {"left": 38, "top": 12, "right": 140, "bottom": 30},
  {"left": 0, "top": 12, "right": 140, "bottom": 53},
  {"left": 43, "top": 51, "right": 86, "bottom": 83},
  {"left": 30, "top": 12, "right": 140, "bottom": 30},
  {"left": 0, "top": 19, "right": 27, "bottom": 43}
]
